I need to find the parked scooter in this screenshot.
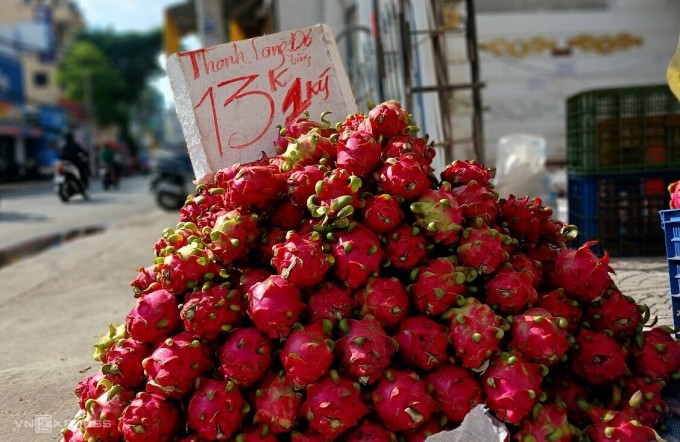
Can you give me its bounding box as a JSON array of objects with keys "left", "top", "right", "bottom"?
[
  {"left": 150, "top": 150, "right": 195, "bottom": 211},
  {"left": 54, "top": 159, "right": 89, "bottom": 202}
]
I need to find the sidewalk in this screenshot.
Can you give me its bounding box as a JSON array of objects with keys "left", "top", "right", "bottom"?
[{"left": 0, "top": 206, "right": 675, "bottom": 441}]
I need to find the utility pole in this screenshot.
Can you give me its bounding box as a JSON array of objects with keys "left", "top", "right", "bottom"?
[{"left": 83, "top": 68, "right": 96, "bottom": 177}]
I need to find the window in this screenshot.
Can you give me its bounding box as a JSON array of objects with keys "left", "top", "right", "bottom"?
[{"left": 34, "top": 71, "right": 49, "bottom": 87}]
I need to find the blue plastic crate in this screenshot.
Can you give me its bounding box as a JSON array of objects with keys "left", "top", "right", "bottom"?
[{"left": 660, "top": 209, "right": 680, "bottom": 298}]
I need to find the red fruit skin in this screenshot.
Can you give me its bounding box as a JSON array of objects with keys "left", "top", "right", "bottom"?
[
  {"left": 383, "top": 224, "right": 430, "bottom": 270},
  {"left": 118, "top": 392, "right": 179, "bottom": 442},
  {"left": 446, "top": 297, "right": 507, "bottom": 370},
  {"left": 217, "top": 327, "right": 272, "bottom": 388},
  {"left": 332, "top": 223, "right": 385, "bottom": 289},
  {"left": 336, "top": 130, "right": 381, "bottom": 178},
  {"left": 271, "top": 232, "right": 334, "bottom": 289},
  {"left": 509, "top": 253, "right": 543, "bottom": 288},
  {"left": 441, "top": 159, "right": 492, "bottom": 186},
  {"left": 485, "top": 268, "right": 539, "bottom": 314},
  {"left": 354, "top": 276, "right": 409, "bottom": 328},
  {"left": 247, "top": 275, "right": 304, "bottom": 339},
  {"left": 630, "top": 326, "right": 680, "bottom": 382},
  {"left": 582, "top": 403, "right": 660, "bottom": 442},
  {"left": 126, "top": 289, "right": 181, "bottom": 344},
  {"left": 75, "top": 372, "right": 108, "bottom": 410},
  {"left": 381, "top": 135, "right": 435, "bottom": 166},
  {"left": 583, "top": 289, "right": 642, "bottom": 337},
  {"left": 549, "top": 240, "right": 614, "bottom": 303},
  {"left": 62, "top": 428, "right": 85, "bottom": 442},
  {"left": 234, "top": 267, "right": 271, "bottom": 294},
  {"left": 301, "top": 373, "right": 368, "bottom": 439},
  {"left": 81, "top": 385, "right": 134, "bottom": 442},
  {"left": 342, "top": 418, "right": 396, "bottom": 442},
  {"left": 410, "top": 184, "right": 464, "bottom": 246},
  {"left": 451, "top": 181, "right": 500, "bottom": 223},
  {"left": 336, "top": 316, "right": 396, "bottom": 385},
  {"left": 100, "top": 338, "right": 150, "bottom": 387},
  {"left": 514, "top": 402, "right": 575, "bottom": 442},
  {"left": 368, "top": 99, "right": 411, "bottom": 139},
  {"left": 130, "top": 265, "right": 160, "bottom": 297},
  {"left": 424, "top": 364, "right": 483, "bottom": 423},
  {"left": 499, "top": 195, "right": 550, "bottom": 244},
  {"left": 571, "top": 329, "right": 628, "bottom": 385},
  {"left": 402, "top": 415, "right": 447, "bottom": 442},
  {"left": 271, "top": 201, "right": 305, "bottom": 230},
  {"left": 143, "top": 331, "right": 213, "bottom": 399},
  {"left": 305, "top": 281, "right": 353, "bottom": 325},
  {"left": 225, "top": 164, "right": 285, "bottom": 212},
  {"left": 456, "top": 222, "right": 510, "bottom": 275},
  {"left": 236, "top": 425, "right": 279, "bottom": 441},
  {"left": 157, "top": 244, "right": 222, "bottom": 294},
  {"left": 669, "top": 180, "right": 680, "bottom": 209},
  {"left": 372, "top": 369, "right": 438, "bottom": 432},
  {"left": 409, "top": 257, "right": 470, "bottom": 316},
  {"left": 535, "top": 288, "right": 583, "bottom": 333},
  {"left": 253, "top": 372, "right": 302, "bottom": 433},
  {"left": 180, "top": 286, "right": 243, "bottom": 340},
  {"left": 377, "top": 153, "right": 432, "bottom": 201},
  {"left": 281, "top": 321, "right": 335, "bottom": 388},
  {"left": 618, "top": 377, "right": 671, "bottom": 428},
  {"left": 207, "top": 209, "right": 260, "bottom": 265},
  {"left": 287, "top": 164, "right": 327, "bottom": 209},
  {"left": 546, "top": 373, "right": 591, "bottom": 425},
  {"left": 361, "top": 193, "right": 404, "bottom": 233},
  {"left": 481, "top": 352, "right": 544, "bottom": 425},
  {"left": 187, "top": 378, "right": 248, "bottom": 441},
  {"left": 311, "top": 168, "right": 364, "bottom": 218},
  {"left": 509, "top": 307, "right": 570, "bottom": 367},
  {"left": 395, "top": 315, "right": 449, "bottom": 371}
]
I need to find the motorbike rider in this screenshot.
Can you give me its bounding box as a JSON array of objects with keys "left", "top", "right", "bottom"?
[{"left": 59, "top": 132, "right": 90, "bottom": 197}]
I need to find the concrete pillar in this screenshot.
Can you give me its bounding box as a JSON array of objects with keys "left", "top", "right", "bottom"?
[{"left": 195, "top": 0, "right": 225, "bottom": 46}]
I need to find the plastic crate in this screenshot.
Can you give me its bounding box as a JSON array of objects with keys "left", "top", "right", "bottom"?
[
  {"left": 566, "top": 85, "right": 680, "bottom": 174},
  {"left": 568, "top": 171, "right": 673, "bottom": 256},
  {"left": 660, "top": 209, "right": 680, "bottom": 295}
]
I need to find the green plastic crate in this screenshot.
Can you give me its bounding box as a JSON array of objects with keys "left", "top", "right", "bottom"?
[{"left": 566, "top": 85, "right": 680, "bottom": 174}]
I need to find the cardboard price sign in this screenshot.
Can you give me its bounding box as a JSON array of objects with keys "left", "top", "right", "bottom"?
[{"left": 167, "top": 23, "right": 357, "bottom": 183}]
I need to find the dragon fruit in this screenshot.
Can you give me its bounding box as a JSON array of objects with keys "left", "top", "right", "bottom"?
[
  {"left": 81, "top": 382, "right": 133, "bottom": 442},
  {"left": 305, "top": 281, "right": 353, "bottom": 325},
  {"left": 341, "top": 418, "right": 396, "bottom": 442},
  {"left": 617, "top": 377, "right": 672, "bottom": 428},
  {"left": 451, "top": 180, "right": 500, "bottom": 222},
  {"left": 481, "top": 352, "right": 545, "bottom": 425},
  {"left": 549, "top": 240, "right": 614, "bottom": 303},
  {"left": 509, "top": 307, "right": 570, "bottom": 367},
  {"left": 402, "top": 415, "right": 448, "bottom": 442},
  {"left": 235, "top": 425, "right": 279, "bottom": 442},
  {"left": 280, "top": 128, "right": 335, "bottom": 171},
  {"left": 75, "top": 372, "right": 109, "bottom": 409},
  {"left": 395, "top": 315, "right": 449, "bottom": 371},
  {"left": 361, "top": 193, "right": 404, "bottom": 233},
  {"left": 180, "top": 285, "right": 243, "bottom": 340},
  {"left": 424, "top": 363, "right": 483, "bottom": 423},
  {"left": 118, "top": 391, "right": 178, "bottom": 442},
  {"left": 274, "top": 110, "right": 333, "bottom": 154},
  {"left": 331, "top": 222, "right": 385, "bottom": 289},
  {"left": 100, "top": 338, "right": 150, "bottom": 387},
  {"left": 280, "top": 321, "right": 335, "bottom": 388},
  {"left": 372, "top": 369, "right": 438, "bottom": 432},
  {"left": 535, "top": 288, "right": 583, "bottom": 333},
  {"left": 247, "top": 275, "right": 304, "bottom": 339},
  {"left": 270, "top": 201, "right": 305, "bottom": 230},
  {"left": 336, "top": 129, "right": 381, "bottom": 178},
  {"left": 514, "top": 402, "right": 576, "bottom": 442},
  {"left": 445, "top": 297, "right": 508, "bottom": 370},
  {"left": 207, "top": 209, "right": 260, "bottom": 265},
  {"left": 368, "top": 99, "right": 414, "bottom": 139},
  {"left": 440, "top": 159, "right": 493, "bottom": 186},
  {"left": 336, "top": 316, "right": 396, "bottom": 385},
  {"left": 377, "top": 153, "right": 432, "bottom": 201},
  {"left": 499, "top": 195, "right": 551, "bottom": 244},
  {"left": 409, "top": 256, "right": 474, "bottom": 316},
  {"left": 300, "top": 370, "right": 368, "bottom": 439},
  {"left": 271, "top": 231, "right": 334, "bottom": 289},
  {"left": 381, "top": 134, "right": 434, "bottom": 166},
  {"left": 485, "top": 268, "right": 539, "bottom": 314},
  {"left": 253, "top": 371, "right": 303, "bottom": 433},
  {"left": 409, "top": 182, "right": 464, "bottom": 246},
  {"left": 225, "top": 163, "right": 285, "bottom": 212},
  {"left": 383, "top": 224, "right": 430, "bottom": 270},
  {"left": 217, "top": 327, "right": 272, "bottom": 388},
  {"left": 126, "top": 289, "right": 181, "bottom": 344},
  {"left": 157, "top": 241, "right": 222, "bottom": 294},
  {"left": 130, "top": 265, "right": 160, "bottom": 297},
  {"left": 571, "top": 329, "right": 628, "bottom": 385},
  {"left": 354, "top": 276, "right": 409, "bottom": 328},
  {"left": 629, "top": 326, "right": 680, "bottom": 382},
  {"left": 583, "top": 289, "right": 645, "bottom": 336},
  {"left": 307, "top": 168, "right": 363, "bottom": 224},
  {"left": 508, "top": 252, "right": 543, "bottom": 288},
  {"left": 668, "top": 180, "right": 680, "bottom": 208},
  {"left": 187, "top": 377, "right": 250, "bottom": 441},
  {"left": 142, "top": 331, "right": 213, "bottom": 399},
  {"left": 287, "top": 164, "right": 328, "bottom": 208},
  {"left": 578, "top": 400, "right": 661, "bottom": 442},
  {"left": 456, "top": 219, "right": 512, "bottom": 274}
]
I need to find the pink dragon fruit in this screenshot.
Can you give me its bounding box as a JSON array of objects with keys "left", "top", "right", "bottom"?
[
  {"left": 578, "top": 400, "right": 661, "bottom": 442},
  {"left": 235, "top": 425, "right": 279, "bottom": 442},
  {"left": 408, "top": 256, "right": 474, "bottom": 316},
  {"left": 253, "top": 371, "right": 303, "bottom": 433},
  {"left": 100, "top": 337, "right": 150, "bottom": 387},
  {"left": 485, "top": 267, "right": 539, "bottom": 314},
  {"left": 126, "top": 289, "right": 181, "bottom": 344},
  {"left": 280, "top": 321, "right": 335, "bottom": 388},
  {"left": 499, "top": 195, "right": 552, "bottom": 244},
  {"left": 271, "top": 231, "right": 334, "bottom": 289},
  {"left": 549, "top": 240, "right": 614, "bottom": 303},
  {"left": 179, "top": 185, "right": 226, "bottom": 226},
  {"left": 331, "top": 222, "right": 385, "bottom": 289},
  {"left": 341, "top": 418, "right": 396, "bottom": 442},
  {"left": 336, "top": 315, "right": 397, "bottom": 385},
  {"left": 376, "top": 153, "right": 432, "bottom": 201},
  {"left": 130, "top": 264, "right": 160, "bottom": 297},
  {"left": 142, "top": 331, "right": 213, "bottom": 399},
  {"left": 307, "top": 168, "right": 363, "bottom": 223},
  {"left": 372, "top": 369, "right": 438, "bottom": 432},
  {"left": 535, "top": 288, "right": 583, "bottom": 333},
  {"left": 153, "top": 222, "right": 197, "bottom": 257},
  {"left": 336, "top": 129, "right": 381, "bottom": 178},
  {"left": 583, "top": 289, "right": 645, "bottom": 336},
  {"left": 234, "top": 267, "right": 271, "bottom": 294},
  {"left": 617, "top": 377, "right": 671, "bottom": 428},
  {"left": 669, "top": 180, "right": 680, "bottom": 208},
  {"left": 354, "top": 276, "right": 409, "bottom": 328},
  {"left": 409, "top": 182, "right": 464, "bottom": 246},
  {"left": 381, "top": 134, "right": 434, "bottom": 166},
  {"left": 451, "top": 180, "right": 500, "bottom": 222},
  {"left": 514, "top": 402, "right": 576, "bottom": 442},
  {"left": 118, "top": 391, "right": 179, "bottom": 442},
  {"left": 92, "top": 323, "right": 127, "bottom": 363},
  {"left": 305, "top": 281, "right": 353, "bottom": 325},
  {"left": 187, "top": 377, "right": 250, "bottom": 441},
  {"left": 274, "top": 110, "right": 333, "bottom": 154},
  {"left": 157, "top": 241, "right": 222, "bottom": 294},
  {"left": 61, "top": 427, "right": 85, "bottom": 442},
  {"left": 508, "top": 252, "right": 543, "bottom": 288},
  {"left": 395, "top": 315, "right": 449, "bottom": 371},
  {"left": 545, "top": 373, "right": 591, "bottom": 426},
  {"left": 440, "top": 159, "right": 493, "bottom": 186},
  {"left": 482, "top": 351, "right": 545, "bottom": 425},
  {"left": 287, "top": 164, "right": 328, "bottom": 208},
  {"left": 225, "top": 164, "right": 285, "bottom": 212},
  {"left": 81, "top": 381, "right": 133, "bottom": 442},
  {"left": 629, "top": 326, "right": 680, "bottom": 382},
  {"left": 300, "top": 370, "right": 368, "bottom": 439},
  {"left": 402, "top": 415, "right": 448, "bottom": 442},
  {"left": 217, "top": 327, "right": 272, "bottom": 388},
  {"left": 456, "top": 219, "right": 512, "bottom": 274},
  {"left": 383, "top": 224, "right": 431, "bottom": 270},
  {"left": 180, "top": 285, "right": 243, "bottom": 340},
  {"left": 445, "top": 296, "right": 508, "bottom": 370},
  {"left": 571, "top": 329, "right": 628, "bottom": 385},
  {"left": 247, "top": 275, "right": 304, "bottom": 339},
  {"left": 280, "top": 128, "right": 335, "bottom": 171},
  {"left": 424, "top": 363, "right": 483, "bottom": 423},
  {"left": 74, "top": 372, "right": 109, "bottom": 410},
  {"left": 509, "top": 307, "right": 570, "bottom": 367},
  {"left": 368, "top": 99, "right": 414, "bottom": 139},
  {"left": 361, "top": 193, "right": 404, "bottom": 233},
  {"left": 206, "top": 209, "right": 260, "bottom": 265},
  {"left": 270, "top": 201, "right": 305, "bottom": 230}
]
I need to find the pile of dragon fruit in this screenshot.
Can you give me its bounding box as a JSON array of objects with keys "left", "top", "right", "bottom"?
[{"left": 63, "top": 100, "right": 680, "bottom": 442}]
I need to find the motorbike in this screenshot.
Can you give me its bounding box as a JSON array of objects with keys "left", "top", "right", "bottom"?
[
  {"left": 150, "top": 150, "right": 195, "bottom": 211},
  {"left": 54, "top": 159, "right": 89, "bottom": 202},
  {"left": 100, "top": 164, "right": 119, "bottom": 190}
]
